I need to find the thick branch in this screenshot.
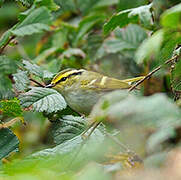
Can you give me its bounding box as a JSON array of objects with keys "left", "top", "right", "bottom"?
[{"left": 129, "top": 55, "right": 179, "bottom": 92}]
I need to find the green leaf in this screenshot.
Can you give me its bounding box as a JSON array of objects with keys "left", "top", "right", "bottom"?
[
  {"left": 104, "top": 3, "right": 152, "bottom": 35},
  {"left": 76, "top": 0, "right": 98, "bottom": 15},
  {"left": 92, "top": 0, "right": 119, "bottom": 9},
  {"left": 50, "top": 115, "right": 86, "bottom": 145},
  {"left": 11, "top": 7, "right": 52, "bottom": 36},
  {"left": 0, "top": 56, "right": 17, "bottom": 75},
  {"left": 13, "top": 70, "right": 30, "bottom": 92},
  {"left": 135, "top": 30, "right": 163, "bottom": 64},
  {"left": 12, "top": 23, "right": 50, "bottom": 37},
  {"left": 0, "top": 30, "right": 12, "bottom": 48},
  {"left": 23, "top": 60, "right": 53, "bottom": 79},
  {"left": 0, "top": 75, "right": 14, "bottom": 100},
  {"left": 0, "top": 98, "right": 23, "bottom": 117},
  {"left": 35, "top": 0, "right": 60, "bottom": 11},
  {"left": 74, "top": 14, "right": 106, "bottom": 46},
  {"left": 19, "top": 87, "right": 67, "bottom": 113},
  {"left": 90, "top": 91, "right": 181, "bottom": 151},
  {"left": 161, "top": 3, "right": 181, "bottom": 28},
  {"left": 33, "top": 127, "right": 104, "bottom": 157},
  {"left": 0, "top": 128, "right": 19, "bottom": 160},
  {"left": 96, "top": 24, "right": 147, "bottom": 59}
]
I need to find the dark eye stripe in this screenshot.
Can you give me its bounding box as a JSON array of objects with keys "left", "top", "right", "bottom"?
[{"left": 55, "top": 71, "right": 83, "bottom": 85}]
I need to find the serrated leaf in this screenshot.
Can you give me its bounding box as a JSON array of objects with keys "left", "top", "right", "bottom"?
[
  {"left": 13, "top": 70, "right": 30, "bottom": 92},
  {"left": 0, "top": 55, "right": 17, "bottom": 75},
  {"left": 96, "top": 24, "right": 147, "bottom": 59},
  {"left": 19, "top": 87, "right": 67, "bottom": 113},
  {"left": 0, "top": 128, "right": 19, "bottom": 160},
  {"left": 0, "top": 75, "right": 14, "bottom": 100},
  {"left": 23, "top": 60, "right": 54, "bottom": 79},
  {"left": 135, "top": 30, "right": 163, "bottom": 64},
  {"left": 11, "top": 7, "right": 52, "bottom": 37},
  {"left": 74, "top": 14, "right": 106, "bottom": 46},
  {"left": 104, "top": 3, "right": 152, "bottom": 35},
  {"left": 161, "top": 3, "right": 181, "bottom": 28},
  {"left": 51, "top": 115, "right": 86, "bottom": 145},
  {"left": 0, "top": 98, "right": 23, "bottom": 117}
]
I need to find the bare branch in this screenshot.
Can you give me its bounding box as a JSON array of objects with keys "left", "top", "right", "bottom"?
[{"left": 129, "top": 55, "right": 179, "bottom": 92}]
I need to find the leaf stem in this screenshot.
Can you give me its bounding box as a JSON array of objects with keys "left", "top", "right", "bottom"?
[{"left": 29, "top": 78, "right": 45, "bottom": 87}]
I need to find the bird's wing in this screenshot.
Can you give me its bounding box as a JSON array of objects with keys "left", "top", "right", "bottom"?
[{"left": 81, "top": 71, "right": 131, "bottom": 91}]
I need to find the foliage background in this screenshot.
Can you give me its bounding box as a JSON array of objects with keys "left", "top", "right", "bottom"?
[{"left": 1, "top": 0, "right": 181, "bottom": 179}]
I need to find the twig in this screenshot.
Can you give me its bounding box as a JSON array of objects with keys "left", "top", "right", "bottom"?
[
  {"left": 29, "top": 78, "right": 45, "bottom": 87},
  {"left": 0, "top": 36, "right": 16, "bottom": 54},
  {"left": 129, "top": 55, "right": 179, "bottom": 92}
]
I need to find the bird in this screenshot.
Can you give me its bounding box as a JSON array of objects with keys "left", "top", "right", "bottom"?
[{"left": 46, "top": 68, "right": 144, "bottom": 115}]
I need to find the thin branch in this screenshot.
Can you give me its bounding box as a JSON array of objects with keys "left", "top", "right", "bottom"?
[
  {"left": 29, "top": 78, "right": 45, "bottom": 87},
  {"left": 0, "top": 36, "right": 16, "bottom": 54},
  {"left": 129, "top": 55, "right": 179, "bottom": 92}
]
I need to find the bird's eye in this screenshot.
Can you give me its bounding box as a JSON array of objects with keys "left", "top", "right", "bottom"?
[{"left": 61, "top": 77, "right": 67, "bottom": 81}]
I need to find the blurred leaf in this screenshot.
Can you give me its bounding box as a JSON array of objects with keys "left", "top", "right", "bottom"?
[
  {"left": 33, "top": 127, "right": 104, "bottom": 157},
  {"left": 13, "top": 70, "right": 30, "bottom": 92},
  {"left": 135, "top": 30, "right": 163, "bottom": 64},
  {"left": 90, "top": 91, "right": 181, "bottom": 151},
  {"left": 161, "top": 3, "right": 181, "bottom": 28},
  {"left": 0, "top": 0, "right": 4, "bottom": 7},
  {"left": 76, "top": 0, "right": 98, "bottom": 15},
  {"left": 51, "top": 115, "right": 86, "bottom": 145},
  {"left": 93, "top": 0, "right": 119, "bottom": 9},
  {"left": 74, "top": 14, "right": 106, "bottom": 46},
  {"left": 34, "top": 47, "right": 58, "bottom": 64},
  {"left": 0, "top": 75, "right": 14, "bottom": 100},
  {"left": 11, "top": 7, "right": 52, "bottom": 36},
  {"left": 19, "top": 87, "right": 67, "bottom": 113},
  {"left": 0, "top": 98, "right": 23, "bottom": 117},
  {"left": 12, "top": 23, "right": 50, "bottom": 37},
  {"left": 104, "top": 3, "right": 152, "bottom": 35},
  {"left": 23, "top": 60, "right": 54, "bottom": 79},
  {"left": 0, "top": 30, "right": 12, "bottom": 48},
  {"left": 0, "top": 55, "right": 17, "bottom": 75},
  {"left": 55, "top": 0, "right": 76, "bottom": 14},
  {"left": 96, "top": 24, "right": 147, "bottom": 59},
  {"left": 35, "top": 0, "right": 60, "bottom": 11},
  {"left": 60, "top": 48, "right": 86, "bottom": 59},
  {"left": 0, "top": 128, "right": 19, "bottom": 160},
  {"left": 147, "top": 128, "right": 176, "bottom": 152}
]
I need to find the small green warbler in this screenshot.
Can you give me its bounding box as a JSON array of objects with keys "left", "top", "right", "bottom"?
[{"left": 46, "top": 69, "right": 144, "bottom": 115}]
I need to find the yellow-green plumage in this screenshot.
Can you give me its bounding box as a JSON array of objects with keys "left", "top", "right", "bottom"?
[{"left": 46, "top": 69, "right": 144, "bottom": 115}]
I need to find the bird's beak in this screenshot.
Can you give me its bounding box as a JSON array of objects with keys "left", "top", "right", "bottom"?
[{"left": 45, "top": 84, "right": 55, "bottom": 88}]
